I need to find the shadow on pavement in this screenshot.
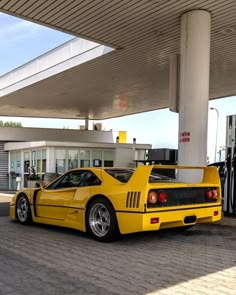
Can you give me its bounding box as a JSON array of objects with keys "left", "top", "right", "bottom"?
[{"left": 0, "top": 202, "right": 9, "bottom": 217}]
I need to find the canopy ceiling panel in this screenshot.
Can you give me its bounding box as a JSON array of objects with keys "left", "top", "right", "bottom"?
[{"left": 0, "top": 0, "right": 236, "bottom": 119}]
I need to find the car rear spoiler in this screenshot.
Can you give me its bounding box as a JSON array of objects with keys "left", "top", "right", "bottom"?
[{"left": 133, "top": 165, "right": 221, "bottom": 186}]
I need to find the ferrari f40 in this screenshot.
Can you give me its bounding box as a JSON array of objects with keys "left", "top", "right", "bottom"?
[{"left": 10, "top": 165, "right": 222, "bottom": 242}]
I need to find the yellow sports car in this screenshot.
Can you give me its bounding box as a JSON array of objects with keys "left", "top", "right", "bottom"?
[{"left": 10, "top": 165, "right": 222, "bottom": 242}]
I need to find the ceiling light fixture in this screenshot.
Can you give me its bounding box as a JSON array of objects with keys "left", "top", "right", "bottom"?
[{"left": 220, "top": 27, "right": 236, "bottom": 36}]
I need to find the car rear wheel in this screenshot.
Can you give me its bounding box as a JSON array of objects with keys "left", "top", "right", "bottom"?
[
  {"left": 86, "top": 198, "right": 120, "bottom": 242},
  {"left": 16, "top": 194, "right": 32, "bottom": 224}
]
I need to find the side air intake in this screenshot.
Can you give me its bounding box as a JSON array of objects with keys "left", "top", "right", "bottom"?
[{"left": 126, "top": 192, "right": 140, "bottom": 208}]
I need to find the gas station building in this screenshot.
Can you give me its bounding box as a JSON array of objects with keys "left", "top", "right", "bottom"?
[{"left": 0, "top": 127, "right": 150, "bottom": 190}]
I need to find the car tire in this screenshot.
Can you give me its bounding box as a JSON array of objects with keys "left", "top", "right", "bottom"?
[
  {"left": 86, "top": 197, "right": 120, "bottom": 242},
  {"left": 16, "top": 194, "right": 32, "bottom": 225}
]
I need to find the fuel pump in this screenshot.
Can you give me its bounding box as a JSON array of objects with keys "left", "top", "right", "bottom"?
[
  {"left": 224, "top": 149, "right": 231, "bottom": 212},
  {"left": 231, "top": 147, "right": 236, "bottom": 213},
  {"left": 223, "top": 115, "right": 236, "bottom": 215}
]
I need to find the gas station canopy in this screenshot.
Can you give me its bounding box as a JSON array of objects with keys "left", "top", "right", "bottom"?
[{"left": 0, "top": 0, "right": 236, "bottom": 120}]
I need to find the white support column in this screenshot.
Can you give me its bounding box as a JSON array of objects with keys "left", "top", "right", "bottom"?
[
  {"left": 46, "top": 147, "right": 55, "bottom": 173},
  {"left": 178, "top": 10, "right": 211, "bottom": 181},
  {"left": 85, "top": 118, "right": 89, "bottom": 130}
]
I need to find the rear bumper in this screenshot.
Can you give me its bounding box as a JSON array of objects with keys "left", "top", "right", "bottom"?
[{"left": 116, "top": 205, "right": 222, "bottom": 234}]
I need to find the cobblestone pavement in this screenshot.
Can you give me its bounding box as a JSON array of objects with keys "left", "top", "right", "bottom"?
[
  {"left": 0, "top": 203, "right": 9, "bottom": 217},
  {"left": 0, "top": 217, "right": 236, "bottom": 295}
]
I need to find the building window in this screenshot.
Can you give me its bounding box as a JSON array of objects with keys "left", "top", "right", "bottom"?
[
  {"left": 104, "top": 151, "right": 114, "bottom": 167},
  {"left": 9, "top": 151, "right": 21, "bottom": 190},
  {"left": 42, "top": 150, "right": 46, "bottom": 173},
  {"left": 68, "top": 149, "right": 78, "bottom": 170},
  {"left": 80, "top": 150, "right": 90, "bottom": 168},
  {"left": 36, "top": 150, "right": 42, "bottom": 173},
  {"left": 36, "top": 150, "right": 47, "bottom": 174},
  {"left": 92, "top": 150, "right": 102, "bottom": 167},
  {"left": 56, "top": 149, "right": 66, "bottom": 174},
  {"left": 24, "top": 152, "right": 30, "bottom": 173},
  {"left": 10, "top": 151, "right": 21, "bottom": 175}
]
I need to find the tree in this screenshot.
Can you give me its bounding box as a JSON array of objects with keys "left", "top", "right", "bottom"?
[{"left": 0, "top": 121, "right": 23, "bottom": 127}]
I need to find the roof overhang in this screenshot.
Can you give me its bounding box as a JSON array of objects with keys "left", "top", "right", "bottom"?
[
  {"left": 4, "top": 141, "right": 152, "bottom": 151},
  {"left": 0, "top": 1, "right": 236, "bottom": 120}
]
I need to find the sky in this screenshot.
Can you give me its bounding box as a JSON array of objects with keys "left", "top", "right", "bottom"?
[{"left": 0, "top": 12, "right": 235, "bottom": 164}]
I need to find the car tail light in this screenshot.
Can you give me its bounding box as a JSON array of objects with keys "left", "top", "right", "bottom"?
[
  {"left": 206, "top": 188, "right": 218, "bottom": 201},
  {"left": 148, "top": 191, "right": 158, "bottom": 204},
  {"left": 158, "top": 191, "right": 167, "bottom": 203},
  {"left": 212, "top": 189, "right": 218, "bottom": 200},
  {"left": 206, "top": 189, "right": 213, "bottom": 200},
  {"left": 214, "top": 211, "right": 218, "bottom": 216}
]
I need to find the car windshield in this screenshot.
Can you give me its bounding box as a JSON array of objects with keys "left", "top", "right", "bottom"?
[
  {"left": 149, "top": 168, "right": 180, "bottom": 183},
  {"left": 105, "top": 169, "right": 134, "bottom": 183}
]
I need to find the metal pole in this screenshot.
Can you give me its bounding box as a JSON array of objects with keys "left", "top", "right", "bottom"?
[
  {"left": 210, "top": 107, "right": 219, "bottom": 162},
  {"left": 85, "top": 118, "right": 89, "bottom": 130}
]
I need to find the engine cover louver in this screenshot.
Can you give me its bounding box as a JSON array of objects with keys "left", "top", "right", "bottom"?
[{"left": 126, "top": 192, "right": 140, "bottom": 208}]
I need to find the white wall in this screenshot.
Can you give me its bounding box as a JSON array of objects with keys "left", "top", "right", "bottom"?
[
  {"left": 0, "top": 127, "right": 114, "bottom": 143},
  {"left": 115, "top": 148, "right": 135, "bottom": 168}
]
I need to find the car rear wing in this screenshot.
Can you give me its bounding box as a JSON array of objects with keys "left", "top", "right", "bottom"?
[{"left": 132, "top": 165, "right": 221, "bottom": 186}]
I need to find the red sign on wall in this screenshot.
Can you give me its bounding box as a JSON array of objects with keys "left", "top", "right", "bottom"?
[{"left": 180, "top": 131, "right": 190, "bottom": 143}]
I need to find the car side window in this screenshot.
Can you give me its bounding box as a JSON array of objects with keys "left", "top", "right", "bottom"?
[
  {"left": 79, "top": 172, "right": 101, "bottom": 187},
  {"left": 46, "top": 171, "right": 87, "bottom": 190}
]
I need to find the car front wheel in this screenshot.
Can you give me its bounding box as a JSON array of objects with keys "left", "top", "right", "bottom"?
[
  {"left": 16, "top": 194, "right": 32, "bottom": 224},
  {"left": 86, "top": 198, "right": 120, "bottom": 242}
]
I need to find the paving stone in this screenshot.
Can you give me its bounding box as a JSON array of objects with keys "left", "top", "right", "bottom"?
[{"left": 0, "top": 217, "right": 236, "bottom": 295}]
